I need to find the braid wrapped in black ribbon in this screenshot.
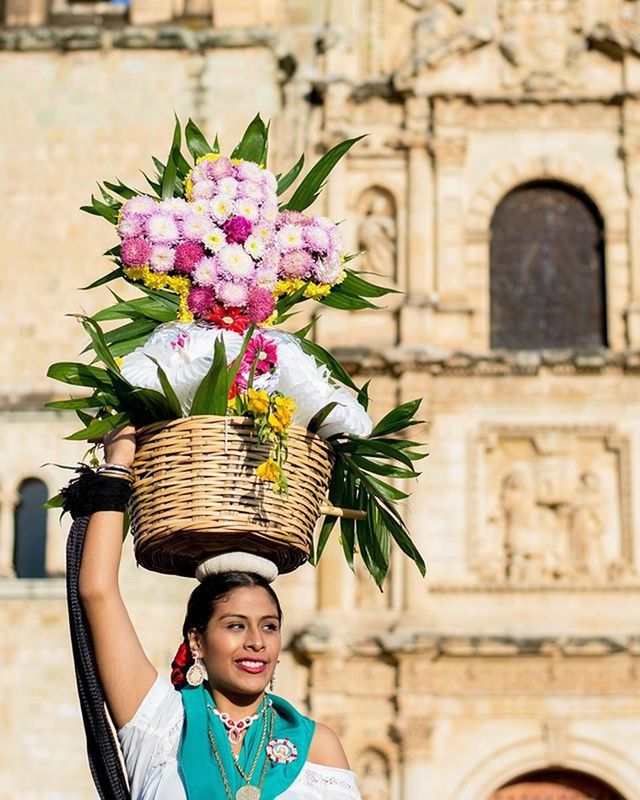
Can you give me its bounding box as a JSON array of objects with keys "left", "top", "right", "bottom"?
[{"left": 63, "top": 467, "right": 133, "bottom": 799}]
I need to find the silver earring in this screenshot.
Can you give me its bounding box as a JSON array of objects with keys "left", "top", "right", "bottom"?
[
  {"left": 186, "top": 654, "right": 208, "bottom": 687},
  {"left": 270, "top": 659, "right": 280, "bottom": 692}
]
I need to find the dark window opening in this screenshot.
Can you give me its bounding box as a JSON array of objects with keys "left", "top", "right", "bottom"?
[{"left": 13, "top": 478, "right": 48, "bottom": 579}]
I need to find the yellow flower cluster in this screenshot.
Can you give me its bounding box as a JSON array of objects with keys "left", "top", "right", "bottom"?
[
  {"left": 268, "top": 396, "right": 296, "bottom": 434},
  {"left": 246, "top": 388, "right": 270, "bottom": 415},
  {"left": 274, "top": 278, "right": 332, "bottom": 300},
  {"left": 256, "top": 458, "right": 282, "bottom": 483},
  {"left": 123, "top": 265, "right": 194, "bottom": 322}
]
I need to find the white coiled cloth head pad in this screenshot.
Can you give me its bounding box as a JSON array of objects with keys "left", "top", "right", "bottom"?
[{"left": 195, "top": 552, "right": 279, "bottom": 583}]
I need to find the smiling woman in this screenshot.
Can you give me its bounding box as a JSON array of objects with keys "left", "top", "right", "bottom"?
[{"left": 71, "top": 425, "right": 360, "bottom": 800}]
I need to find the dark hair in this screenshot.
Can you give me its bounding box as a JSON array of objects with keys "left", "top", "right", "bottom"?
[{"left": 182, "top": 571, "right": 283, "bottom": 638}]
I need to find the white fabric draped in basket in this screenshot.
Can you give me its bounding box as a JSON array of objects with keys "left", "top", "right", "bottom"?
[{"left": 118, "top": 674, "right": 361, "bottom": 800}]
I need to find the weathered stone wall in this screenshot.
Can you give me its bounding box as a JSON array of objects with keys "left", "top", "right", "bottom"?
[{"left": 3, "top": 0, "right": 640, "bottom": 798}]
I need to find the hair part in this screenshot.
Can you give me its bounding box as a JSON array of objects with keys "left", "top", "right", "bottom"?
[{"left": 182, "top": 571, "right": 283, "bottom": 639}]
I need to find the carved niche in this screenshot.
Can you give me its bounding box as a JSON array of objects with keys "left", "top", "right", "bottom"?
[
  {"left": 498, "top": 0, "right": 585, "bottom": 91},
  {"left": 469, "top": 426, "right": 634, "bottom": 585},
  {"left": 357, "top": 187, "right": 398, "bottom": 283}
]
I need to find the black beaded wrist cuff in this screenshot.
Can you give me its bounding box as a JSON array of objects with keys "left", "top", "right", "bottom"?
[{"left": 60, "top": 465, "right": 132, "bottom": 520}]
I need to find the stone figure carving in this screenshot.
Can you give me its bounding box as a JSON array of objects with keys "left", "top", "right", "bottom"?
[
  {"left": 500, "top": 464, "right": 558, "bottom": 582},
  {"left": 480, "top": 430, "right": 631, "bottom": 585},
  {"left": 499, "top": 0, "right": 584, "bottom": 90},
  {"left": 356, "top": 748, "right": 391, "bottom": 800},
  {"left": 357, "top": 189, "right": 397, "bottom": 281},
  {"left": 569, "top": 471, "right": 606, "bottom": 579}
]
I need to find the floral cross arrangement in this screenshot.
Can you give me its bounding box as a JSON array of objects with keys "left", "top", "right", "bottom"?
[{"left": 47, "top": 115, "right": 426, "bottom": 585}]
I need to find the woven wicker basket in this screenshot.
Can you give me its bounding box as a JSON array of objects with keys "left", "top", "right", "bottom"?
[{"left": 129, "top": 415, "right": 335, "bottom": 578}]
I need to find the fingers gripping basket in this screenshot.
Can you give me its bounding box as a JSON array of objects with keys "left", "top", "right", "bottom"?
[{"left": 129, "top": 416, "right": 335, "bottom": 578}]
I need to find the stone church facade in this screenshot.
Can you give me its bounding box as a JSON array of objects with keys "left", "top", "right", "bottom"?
[{"left": 2, "top": 1, "right": 640, "bottom": 798}]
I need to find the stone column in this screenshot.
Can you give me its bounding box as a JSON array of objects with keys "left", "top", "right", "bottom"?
[
  {"left": 3, "top": 0, "right": 47, "bottom": 26},
  {"left": 129, "top": 0, "right": 175, "bottom": 25},
  {"left": 393, "top": 716, "right": 433, "bottom": 800},
  {"left": 0, "top": 488, "right": 18, "bottom": 578},
  {"left": 622, "top": 105, "right": 640, "bottom": 346}
]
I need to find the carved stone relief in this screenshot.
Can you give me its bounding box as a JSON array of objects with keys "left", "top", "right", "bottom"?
[
  {"left": 357, "top": 188, "right": 398, "bottom": 283},
  {"left": 355, "top": 748, "right": 391, "bottom": 800},
  {"left": 499, "top": 0, "right": 585, "bottom": 91},
  {"left": 470, "top": 426, "right": 634, "bottom": 585}
]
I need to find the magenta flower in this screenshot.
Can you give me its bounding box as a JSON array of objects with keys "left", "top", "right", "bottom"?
[
  {"left": 174, "top": 241, "right": 205, "bottom": 274},
  {"left": 247, "top": 287, "right": 276, "bottom": 323},
  {"left": 243, "top": 334, "right": 278, "bottom": 375},
  {"left": 121, "top": 237, "right": 151, "bottom": 267},
  {"left": 187, "top": 286, "right": 216, "bottom": 317},
  {"left": 280, "top": 249, "right": 314, "bottom": 278},
  {"left": 223, "top": 215, "right": 252, "bottom": 244}
]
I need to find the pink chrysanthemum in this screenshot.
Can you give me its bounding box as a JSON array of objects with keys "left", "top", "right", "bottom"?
[
  {"left": 191, "top": 180, "right": 216, "bottom": 201},
  {"left": 236, "top": 161, "right": 263, "bottom": 182},
  {"left": 174, "top": 241, "right": 205, "bottom": 275},
  {"left": 210, "top": 157, "right": 235, "bottom": 180},
  {"left": 254, "top": 266, "right": 278, "bottom": 290},
  {"left": 149, "top": 244, "right": 175, "bottom": 273},
  {"left": 123, "top": 195, "right": 157, "bottom": 216},
  {"left": 216, "top": 280, "right": 249, "bottom": 308},
  {"left": 223, "top": 216, "right": 252, "bottom": 244},
  {"left": 247, "top": 286, "right": 276, "bottom": 323},
  {"left": 303, "top": 225, "right": 330, "bottom": 253},
  {"left": 159, "top": 198, "right": 189, "bottom": 217},
  {"left": 217, "top": 176, "right": 239, "bottom": 198},
  {"left": 238, "top": 181, "right": 264, "bottom": 202},
  {"left": 280, "top": 249, "right": 314, "bottom": 278},
  {"left": 278, "top": 210, "right": 311, "bottom": 226},
  {"left": 121, "top": 237, "right": 151, "bottom": 267},
  {"left": 193, "top": 256, "right": 219, "bottom": 287},
  {"left": 117, "top": 215, "right": 144, "bottom": 239},
  {"left": 313, "top": 253, "right": 343, "bottom": 285},
  {"left": 187, "top": 286, "right": 216, "bottom": 317}
]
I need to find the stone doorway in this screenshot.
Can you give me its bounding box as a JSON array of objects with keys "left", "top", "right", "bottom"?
[{"left": 490, "top": 769, "right": 624, "bottom": 800}]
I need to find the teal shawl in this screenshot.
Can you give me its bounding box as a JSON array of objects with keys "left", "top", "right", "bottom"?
[{"left": 178, "top": 685, "right": 315, "bottom": 800}]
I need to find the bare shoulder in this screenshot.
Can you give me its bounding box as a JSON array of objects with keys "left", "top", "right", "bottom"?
[{"left": 308, "top": 722, "right": 351, "bottom": 770}]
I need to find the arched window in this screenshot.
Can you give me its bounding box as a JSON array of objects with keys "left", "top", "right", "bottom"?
[
  {"left": 491, "top": 769, "right": 624, "bottom": 800},
  {"left": 490, "top": 181, "right": 606, "bottom": 350},
  {"left": 13, "top": 478, "right": 48, "bottom": 579}
]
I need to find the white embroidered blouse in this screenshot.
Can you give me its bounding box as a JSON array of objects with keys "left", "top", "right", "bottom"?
[{"left": 117, "top": 674, "right": 361, "bottom": 800}]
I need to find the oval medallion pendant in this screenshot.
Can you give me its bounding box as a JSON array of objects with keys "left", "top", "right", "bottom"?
[{"left": 236, "top": 787, "right": 261, "bottom": 800}]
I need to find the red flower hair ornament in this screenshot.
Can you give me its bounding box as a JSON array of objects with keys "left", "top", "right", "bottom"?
[{"left": 171, "top": 641, "right": 193, "bottom": 690}]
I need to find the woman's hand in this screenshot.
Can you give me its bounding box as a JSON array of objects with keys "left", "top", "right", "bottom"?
[{"left": 103, "top": 424, "right": 137, "bottom": 468}]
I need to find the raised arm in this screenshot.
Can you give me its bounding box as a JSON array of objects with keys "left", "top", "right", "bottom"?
[{"left": 78, "top": 425, "right": 157, "bottom": 729}]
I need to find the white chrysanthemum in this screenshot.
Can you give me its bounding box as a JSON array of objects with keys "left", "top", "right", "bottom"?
[
  {"left": 159, "top": 198, "right": 189, "bottom": 217},
  {"left": 236, "top": 160, "right": 264, "bottom": 182},
  {"left": 190, "top": 200, "right": 210, "bottom": 215},
  {"left": 202, "top": 227, "right": 226, "bottom": 253},
  {"left": 216, "top": 176, "right": 239, "bottom": 198},
  {"left": 314, "top": 253, "right": 343, "bottom": 285},
  {"left": 190, "top": 163, "right": 208, "bottom": 182},
  {"left": 146, "top": 214, "right": 180, "bottom": 243},
  {"left": 243, "top": 234, "right": 266, "bottom": 259},
  {"left": 315, "top": 216, "right": 334, "bottom": 230},
  {"left": 329, "top": 225, "right": 343, "bottom": 251},
  {"left": 240, "top": 181, "right": 264, "bottom": 201},
  {"left": 255, "top": 267, "right": 278, "bottom": 290},
  {"left": 149, "top": 244, "right": 175, "bottom": 273},
  {"left": 217, "top": 281, "right": 249, "bottom": 307},
  {"left": 253, "top": 223, "right": 273, "bottom": 242},
  {"left": 124, "top": 195, "right": 157, "bottom": 215},
  {"left": 219, "top": 244, "right": 254, "bottom": 277},
  {"left": 235, "top": 198, "right": 259, "bottom": 222},
  {"left": 263, "top": 207, "right": 278, "bottom": 224},
  {"left": 120, "top": 322, "right": 244, "bottom": 415},
  {"left": 117, "top": 216, "right": 143, "bottom": 238},
  {"left": 210, "top": 195, "right": 236, "bottom": 222},
  {"left": 277, "top": 224, "right": 303, "bottom": 251},
  {"left": 181, "top": 213, "right": 210, "bottom": 241},
  {"left": 263, "top": 170, "right": 278, "bottom": 192},
  {"left": 260, "top": 249, "right": 280, "bottom": 271},
  {"left": 193, "top": 256, "right": 218, "bottom": 287}
]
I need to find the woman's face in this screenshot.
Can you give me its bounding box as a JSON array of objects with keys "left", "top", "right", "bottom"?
[{"left": 190, "top": 585, "right": 281, "bottom": 697}]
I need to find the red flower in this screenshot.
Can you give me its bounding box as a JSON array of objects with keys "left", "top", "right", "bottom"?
[
  {"left": 207, "top": 303, "right": 251, "bottom": 334},
  {"left": 228, "top": 382, "right": 238, "bottom": 400},
  {"left": 170, "top": 641, "right": 192, "bottom": 690}
]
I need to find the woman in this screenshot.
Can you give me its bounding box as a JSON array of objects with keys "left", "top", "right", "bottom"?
[{"left": 73, "top": 424, "right": 361, "bottom": 799}]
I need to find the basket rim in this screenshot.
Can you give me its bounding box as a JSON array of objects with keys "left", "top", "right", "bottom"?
[{"left": 136, "top": 414, "right": 335, "bottom": 450}]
